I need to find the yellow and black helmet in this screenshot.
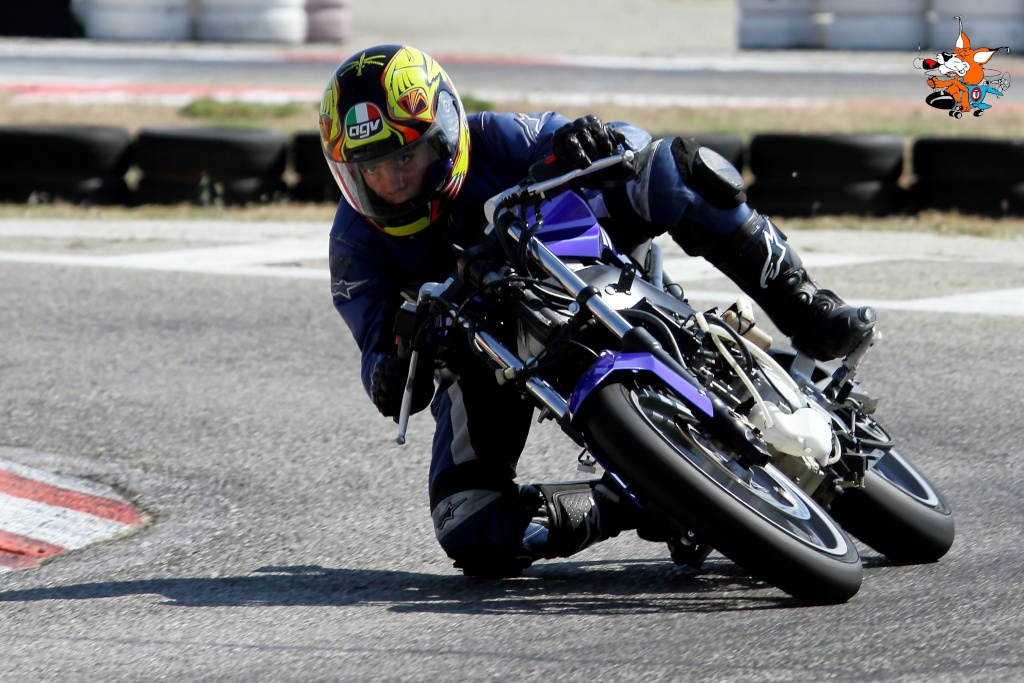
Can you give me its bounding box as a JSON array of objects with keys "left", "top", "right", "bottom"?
[{"left": 319, "top": 45, "right": 471, "bottom": 236}]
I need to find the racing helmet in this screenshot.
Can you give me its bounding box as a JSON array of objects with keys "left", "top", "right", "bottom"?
[{"left": 319, "top": 45, "right": 471, "bottom": 236}]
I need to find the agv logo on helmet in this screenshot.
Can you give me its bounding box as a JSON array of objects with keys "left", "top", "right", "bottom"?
[{"left": 346, "top": 103, "right": 385, "bottom": 141}]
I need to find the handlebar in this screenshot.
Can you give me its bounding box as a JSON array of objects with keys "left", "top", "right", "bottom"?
[
  {"left": 397, "top": 151, "right": 635, "bottom": 445},
  {"left": 483, "top": 150, "right": 635, "bottom": 225}
]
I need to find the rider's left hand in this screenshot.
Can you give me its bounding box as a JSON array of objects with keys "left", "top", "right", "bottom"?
[
  {"left": 549, "top": 115, "right": 637, "bottom": 189},
  {"left": 551, "top": 115, "right": 625, "bottom": 170}
]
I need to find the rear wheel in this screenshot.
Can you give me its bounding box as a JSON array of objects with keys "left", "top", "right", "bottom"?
[
  {"left": 829, "top": 441, "right": 955, "bottom": 564},
  {"left": 768, "top": 350, "right": 955, "bottom": 564},
  {"left": 581, "top": 379, "right": 863, "bottom": 605}
]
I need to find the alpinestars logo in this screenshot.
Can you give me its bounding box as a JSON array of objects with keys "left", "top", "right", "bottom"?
[
  {"left": 331, "top": 277, "right": 367, "bottom": 300},
  {"left": 436, "top": 497, "right": 467, "bottom": 530},
  {"left": 759, "top": 220, "right": 787, "bottom": 288}
]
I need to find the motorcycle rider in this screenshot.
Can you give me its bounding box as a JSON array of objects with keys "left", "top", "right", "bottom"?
[{"left": 322, "top": 45, "right": 876, "bottom": 577}]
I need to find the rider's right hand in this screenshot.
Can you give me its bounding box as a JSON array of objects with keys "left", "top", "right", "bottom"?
[{"left": 369, "top": 353, "right": 435, "bottom": 420}]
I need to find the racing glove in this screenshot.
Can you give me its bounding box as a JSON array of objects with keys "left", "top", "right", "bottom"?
[
  {"left": 551, "top": 115, "right": 623, "bottom": 169},
  {"left": 549, "top": 115, "right": 633, "bottom": 186},
  {"left": 369, "top": 353, "right": 435, "bottom": 420}
]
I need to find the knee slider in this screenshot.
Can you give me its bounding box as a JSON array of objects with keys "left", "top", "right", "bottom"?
[{"left": 671, "top": 137, "right": 747, "bottom": 210}]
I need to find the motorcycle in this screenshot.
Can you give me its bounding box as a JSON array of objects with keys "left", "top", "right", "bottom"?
[{"left": 394, "top": 151, "right": 954, "bottom": 605}]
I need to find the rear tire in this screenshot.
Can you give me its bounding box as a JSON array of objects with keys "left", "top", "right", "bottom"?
[
  {"left": 829, "top": 449, "right": 955, "bottom": 564},
  {"left": 767, "top": 350, "right": 955, "bottom": 565},
  {"left": 581, "top": 379, "right": 863, "bottom": 605}
]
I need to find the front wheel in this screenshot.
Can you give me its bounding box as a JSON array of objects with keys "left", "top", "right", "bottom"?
[{"left": 581, "top": 379, "right": 863, "bottom": 605}]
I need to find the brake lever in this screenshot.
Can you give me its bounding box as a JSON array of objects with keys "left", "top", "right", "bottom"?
[
  {"left": 394, "top": 278, "right": 453, "bottom": 445},
  {"left": 396, "top": 349, "right": 419, "bottom": 445}
]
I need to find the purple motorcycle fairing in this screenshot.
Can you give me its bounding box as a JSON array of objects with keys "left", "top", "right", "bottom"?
[
  {"left": 567, "top": 351, "right": 714, "bottom": 420},
  {"left": 527, "top": 193, "right": 713, "bottom": 422},
  {"left": 524, "top": 191, "right": 618, "bottom": 260}
]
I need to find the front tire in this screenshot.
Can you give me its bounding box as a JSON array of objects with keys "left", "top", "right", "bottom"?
[{"left": 581, "top": 379, "right": 863, "bottom": 605}]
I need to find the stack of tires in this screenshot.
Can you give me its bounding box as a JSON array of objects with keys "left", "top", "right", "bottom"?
[
  {"left": 746, "top": 134, "right": 908, "bottom": 217},
  {"left": 911, "top": 138, "right": 1024, "bottom": 216},
  {"left": 305, "top": 0, "right": 352, "bottom": 43},
  {"left": 0, "top": 0, "right": 81, "bottom": 37},
  {"left": 132, "top": 128, "right": 288, "bottom": 206},
  {"left": 927, "top": 0, "right": 1024, "bottom": 50},
  {"left": 195, "top": 0, "right": 307, "bottom": 43},
  {"left": 77, "top": 0, "right": 191, "bottom": 41},
  {"left": 0, "top": 126, "right": 132, "bottom": 205},
  {"left": 822, "top": 0, "right": 927, "bottom": 50},
  {"left": 738, "top": 0, "right": 820, "bottom": 49},
  {"left": 289, "top": 131, "right": 341, "bottom": 203}
]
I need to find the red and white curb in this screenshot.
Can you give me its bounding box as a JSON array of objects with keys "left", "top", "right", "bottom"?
[{"left": 0, "top": 458, "right": 147, "bottom": 573}]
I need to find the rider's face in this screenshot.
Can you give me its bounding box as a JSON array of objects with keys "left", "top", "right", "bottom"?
[{"left": 360, "top": 144, "right": 430, "bottom": 205}]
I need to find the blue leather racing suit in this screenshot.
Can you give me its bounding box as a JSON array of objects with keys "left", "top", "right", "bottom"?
[{"left": 329, "top": 111, "right": 753, "bottom": 573}]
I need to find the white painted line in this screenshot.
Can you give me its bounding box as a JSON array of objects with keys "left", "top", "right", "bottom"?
[
  {"left": 0, "top": 241, "right": 327, "bottom": 279},
  {"left": 3, "top": 244, "right": 1023, "bottom": 316},
  {"left": 861, "top": 288, "right": 1024, "bottom": 317},
  {"left": 662, "top": 253, "right": 900, "bottom": 282},
  {"left": 0, "top": 492, "right": 133, "bottom": 550},
  {"left": 0, "top": 459, "right": 124, "bottom": 502}
]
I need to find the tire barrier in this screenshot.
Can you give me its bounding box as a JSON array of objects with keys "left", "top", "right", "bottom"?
[
  {"left": 739, "top": 0, "right": 1020, "bottom": 50},
  {"left": 77, "top": 0, "right": 191, "bottom": 41},
  {"left": 927, "top": 0, "right": 1024, "bottom": 51},
  {"left": 289, "top": 131, "right": 341, "bottom": 203},
  {"left": 195, "top": 0, "right": 307, "bottom": 44},
  {"left": 67, "top": 0, "right": 350, "bottom": 43},
  {"left": 747, "top": 133, "right": 908, "bottom": 217},
  {"left": 305, "top": 0, "right": 353, "bottom": 43},
  {"left": 1, "top": 125, "right": 1023, "bottom": 216},
  {"left": 132, "top": 128, "right": 288, "bottom": 206},
  {"left": 737, "top": 0, "right": 819, "bottom": 50},
  {"left": 0, "top": 0, "right": 81, "bottom": 38},
  {"left": 911, "top": 137, "right": 1024, "bottom": 216},
  {"left": 747, "top": 181, "right": 909, "bottom": 218},
  {"left": 821, "top": 0, "right": 927, "bottom": 51},
  {"left": 0, "top": 125, "right": 133, "bottom": 205}
]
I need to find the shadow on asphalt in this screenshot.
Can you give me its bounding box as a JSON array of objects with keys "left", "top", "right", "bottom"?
[{"left": 0, "top": 557, "right": 833, "bottom": 613}]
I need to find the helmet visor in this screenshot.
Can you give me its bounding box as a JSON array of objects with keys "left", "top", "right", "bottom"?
[{"left": 329, "top": 124, "right": 454, "bottom": 228}]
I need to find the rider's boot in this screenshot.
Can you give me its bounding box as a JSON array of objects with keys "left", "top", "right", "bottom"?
[
  {"left": 524, "top": 477, "right": 652, "bottom": 560},
  {"left": 672, "top": 211, "right": 876, "bottom": 361}
]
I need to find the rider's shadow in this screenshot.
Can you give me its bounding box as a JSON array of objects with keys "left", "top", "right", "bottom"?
[{"left": 0, "top": 557, "right": 816, "bottom": 613}]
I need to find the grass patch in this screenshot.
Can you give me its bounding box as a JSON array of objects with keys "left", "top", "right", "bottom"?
[
  {"left": 461, "top": 94, "right": 495, "bottom": 112},
  {"left": 180, "top": 97, "right": 305, "bottom": 126}
]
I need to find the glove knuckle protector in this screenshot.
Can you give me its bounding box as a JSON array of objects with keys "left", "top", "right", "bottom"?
[{"left": 553, "top": 115, "right": 617, "bottom": 170}]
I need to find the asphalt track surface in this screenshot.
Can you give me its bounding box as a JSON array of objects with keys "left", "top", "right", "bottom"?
[
  {"left": 1, "top": 219, "right": 1023, "bottom": 681},
  {"left": 3, "top": 4, "right": 1024, "bottom": 680}
]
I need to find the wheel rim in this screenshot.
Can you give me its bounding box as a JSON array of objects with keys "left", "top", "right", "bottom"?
[
  {"left": 631, "top": 386, "right": 852, "bottom": 557},
  {"left": 855, "top": 417, "right": 948, "bottom": 512}
]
